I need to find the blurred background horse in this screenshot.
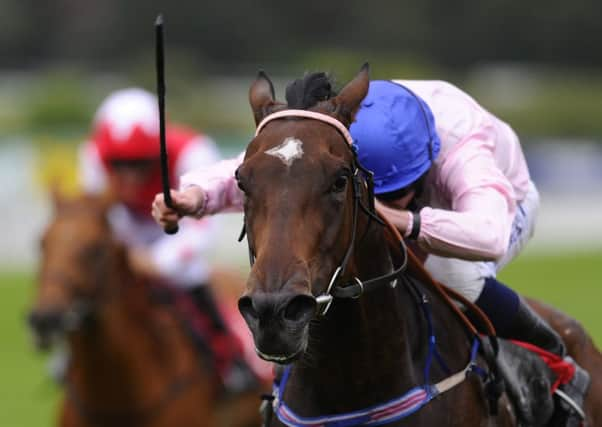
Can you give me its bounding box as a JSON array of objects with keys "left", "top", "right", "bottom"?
[{"left": 28, "top": 193, "right": 265, "bottom": 427}]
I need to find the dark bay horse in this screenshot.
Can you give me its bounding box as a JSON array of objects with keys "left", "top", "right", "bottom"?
[
  {"left": 235, "top": 65, "right": 601, "bottom": 426},
  {"left": 28, "top": 193, "right": 263, "bottom": 427}
]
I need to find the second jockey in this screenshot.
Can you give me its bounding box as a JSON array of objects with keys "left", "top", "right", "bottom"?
[{"left": 79, "top": 87, "right": 256, "bottom": 394}]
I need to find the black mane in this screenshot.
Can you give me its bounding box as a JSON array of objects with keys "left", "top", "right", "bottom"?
[{"left": 285, "top": 72, "right": 337, "bottom": 109}]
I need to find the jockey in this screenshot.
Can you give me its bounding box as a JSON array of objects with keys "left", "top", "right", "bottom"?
[
  {"left": 151, "top": 78, "right": 589, "bottom": 424},
  {"left": 79, "top": 87, "right": 256, "bottom": 394}
]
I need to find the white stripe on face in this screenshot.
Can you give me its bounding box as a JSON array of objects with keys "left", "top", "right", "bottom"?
[{"left": 265, "top": 138, "right": 304, "bottom": 167}]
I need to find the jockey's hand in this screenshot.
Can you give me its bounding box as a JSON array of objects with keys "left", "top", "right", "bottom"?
[
  {"left": 151, "top": 186, "right": 205, "bottom": 229},
  {"left": 375, "top": 199, "right": 411, "bottom": 234}
]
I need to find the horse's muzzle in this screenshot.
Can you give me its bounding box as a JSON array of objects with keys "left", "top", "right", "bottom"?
[
  {"left": 28, "top": 308, "right": 65, "bottom": 351},
  {"left": 239, "top": 292, "right": 316, "bottom": 364},
  {"left": 28, "top": 304, "right": 89, "bottom": 350}
]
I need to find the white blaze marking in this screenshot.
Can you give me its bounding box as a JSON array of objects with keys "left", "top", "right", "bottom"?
[{"left": 265, "top": 138, "right": 304, "bottom": 167}]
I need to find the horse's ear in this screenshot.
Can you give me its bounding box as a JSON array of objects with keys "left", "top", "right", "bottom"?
[
  {"left": 329, "top": 63, "right": 370, "bottom": 127},
  {"left": 249, "top": 70, "right": 278, "bottom": 126}
]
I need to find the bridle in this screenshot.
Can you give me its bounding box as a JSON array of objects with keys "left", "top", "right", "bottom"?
[{"left": 242, "top": 109, "right": 409, "bottom": 316}]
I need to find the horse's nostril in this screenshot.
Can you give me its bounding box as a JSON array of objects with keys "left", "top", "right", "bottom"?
[
  {"left": 27, "top": 312, "right": 40, "bottom": 329},
  {"left": 283, "top": 295, "right": 316, "bottom": 323},
  {"left": 28, "top": 310, "right": 62, "bottom": 333},
  {"left": 238, "top": 296, "right": 258, "bottom": 321},
  {"left": 28, "top": 311, "right": 47, "bottom": 330}
]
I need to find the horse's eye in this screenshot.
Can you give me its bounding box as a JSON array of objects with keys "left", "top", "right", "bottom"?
[
  {"left": 235, "top": 168, "right": 247, "bottom": 193},
  {"left": 236, "top": 180, "right": 247, "bottom": 193},
  {"left": 331, "top": 175, "right": 348, "bottom": 193}
]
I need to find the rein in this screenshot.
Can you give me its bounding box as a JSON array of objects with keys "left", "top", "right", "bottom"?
[{"left": 379, "top": 212, "right": 496, "bottom": 337}]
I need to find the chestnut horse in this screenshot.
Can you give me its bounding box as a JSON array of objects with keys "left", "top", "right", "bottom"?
[
  {"left": 235, "top": 65, "right": 601, "bottom": 426},
  {"left": 28, "top": 194, "right": 263, "bottom": 427}
]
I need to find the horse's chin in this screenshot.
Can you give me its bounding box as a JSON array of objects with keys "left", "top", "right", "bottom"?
[
  {"left": 29, "top": 305, "right": 93, "bottom": 353},
  {"left": 32, "top": 333, "right": 56, "bottom": 352},
  {"left": 30, "top": 326, "right": 66, "bottom": 352},
  {"left": 255, "top": 344, "right": 305, "bottom": 365}
]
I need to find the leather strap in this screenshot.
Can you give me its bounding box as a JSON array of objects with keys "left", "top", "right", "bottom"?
[
  {"left": 378, "top": 209, "right": 496, "bottom": 337},
  {"left": 409, "top": 212, "right": 421, "bottom": 240}
]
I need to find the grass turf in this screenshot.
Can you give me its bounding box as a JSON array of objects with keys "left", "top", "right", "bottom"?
[
  {"left": 0, "top": 271, "right": 60, "bottom": 427},
  {"left": 498, "top": 250, "right": 602, "bottom": 346},
  {"left": 0, "top": 250, "right": 599, "bottom": 425}
]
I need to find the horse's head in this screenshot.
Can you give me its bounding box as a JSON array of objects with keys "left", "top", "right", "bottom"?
[
  {"left": 28, "top": 192, "right": 125, "bottom": 350},
  {"left": 237, "top": 65, "right": 373, "bottom": 363}
]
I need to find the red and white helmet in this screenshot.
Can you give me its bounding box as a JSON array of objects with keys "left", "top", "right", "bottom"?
[
  {"left": 89, "top": 88, "right": 202, "bottom": 214},
  {"left": 92, "top": 88, "right": 161, "bottom": 163}
]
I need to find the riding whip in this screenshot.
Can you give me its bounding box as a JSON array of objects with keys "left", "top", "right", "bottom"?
[{"left": 155, "top": 14, "right": 178, "bottom": 234}]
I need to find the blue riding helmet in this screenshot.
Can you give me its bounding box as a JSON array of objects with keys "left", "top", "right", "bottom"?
[{"left": 350, "top": 80, "right": 441, "bottom": 195}]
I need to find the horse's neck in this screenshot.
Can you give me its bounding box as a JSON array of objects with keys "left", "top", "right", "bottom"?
[
  {"left": 286, "top": 225, "right": 471, "bottom": 415},
  {"left": 68, "top": 262, "right": 174, "bottom": 403}
]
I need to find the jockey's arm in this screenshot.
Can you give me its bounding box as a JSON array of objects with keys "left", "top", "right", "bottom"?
[
  {"left": 180, "top": 151, "right": 246, "bottom": 215},
  {"left": 418, "top": 187, "right": 514, "bottom": 261},
  {"left": 152, "top": 152, "right": 245, "bottom": 227},
  {"left": 415, "top": 140, "right": 517, "bottom": 261}
]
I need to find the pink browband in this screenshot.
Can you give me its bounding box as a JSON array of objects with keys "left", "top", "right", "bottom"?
[{"left": 255, "top": 109, "right": 354, "bottom": 146}]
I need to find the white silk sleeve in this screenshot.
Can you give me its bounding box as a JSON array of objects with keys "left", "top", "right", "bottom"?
[
  {"left": 149, "top": 216, "right": 218, "bottom": 286},
  {"left": 78, "top": 142, "right": 107, "bottom": 194}
]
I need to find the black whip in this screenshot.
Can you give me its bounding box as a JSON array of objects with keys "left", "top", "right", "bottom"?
[{"left": 155, "top": 14, "right": 178, "bottom": 234}]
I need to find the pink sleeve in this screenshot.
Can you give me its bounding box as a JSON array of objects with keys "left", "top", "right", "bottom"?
[
  {"left": 417, "top": 139, "right": 516, "bottom": 261},
  {"left": 179, "top": 151, "right": 245, "bottom": 215}
]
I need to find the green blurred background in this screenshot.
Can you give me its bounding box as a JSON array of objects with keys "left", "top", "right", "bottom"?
[{"left": 1, "top": 1, "right": 601, "bottom": 425}]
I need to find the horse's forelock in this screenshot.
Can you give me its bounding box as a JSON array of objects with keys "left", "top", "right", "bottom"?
[{"left": 285, "top": 72, "right": 337, "bottom": 110}]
